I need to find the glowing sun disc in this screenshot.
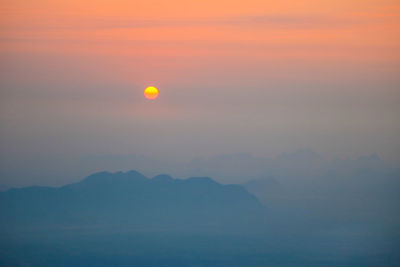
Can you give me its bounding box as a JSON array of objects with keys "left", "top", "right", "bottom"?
[{"left": 144, "top": 86, "right": 159, "bottom": 100}]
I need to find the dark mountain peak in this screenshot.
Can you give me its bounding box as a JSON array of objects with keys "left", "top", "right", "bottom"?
[{"left": 1, "top": 171, "right": 264, "bottom": 229}]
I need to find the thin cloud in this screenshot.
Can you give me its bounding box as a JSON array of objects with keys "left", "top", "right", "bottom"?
[{"left": 2, "top": 13, "right": 393, "bottom": 32}]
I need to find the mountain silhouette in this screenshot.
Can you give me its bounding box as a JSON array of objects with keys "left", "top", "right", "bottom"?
[{"left": 0, "top": 170, "right": 263, "bottom": 230}]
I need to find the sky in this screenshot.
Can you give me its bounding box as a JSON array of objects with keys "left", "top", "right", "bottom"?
[{"left": 0, "top": 0, "right": 399, "bottom": 186}]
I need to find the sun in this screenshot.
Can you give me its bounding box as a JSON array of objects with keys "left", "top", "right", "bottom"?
[{"left": 144, "top": 86, "right": 159, "bottom": 100}]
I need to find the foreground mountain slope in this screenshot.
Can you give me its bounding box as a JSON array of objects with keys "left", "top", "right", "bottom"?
[{"left": 0, "top": 170, "right": 263, "bottom": 229}]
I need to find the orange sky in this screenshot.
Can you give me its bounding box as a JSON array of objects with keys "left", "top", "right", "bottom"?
[
  {"left": 1, "top": 0, "right": 399, "bottom": 85},
  {"left": 1, "top": 0, "right": 399, "bottom": 103},
  {"left": 0, "top": 0, "right": 399, "bottom": 169}
]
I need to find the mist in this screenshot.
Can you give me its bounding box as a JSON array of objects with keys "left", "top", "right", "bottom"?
[{"left": 1, "top": 0, "right": 400, "bottom": 266}]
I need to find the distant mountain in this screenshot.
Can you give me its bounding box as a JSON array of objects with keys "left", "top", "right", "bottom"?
[
  {"left": 0, "top": 171, "right": 264, "bottom": 230},
  {"left": 244, "top": 177, "right": 282, "bottom": 196},
  {"left": 0, "top": 184, "right": 9, "bottom": 192},
  {"left": 275, "top": 149, "right": 321, "bottom": 161}
]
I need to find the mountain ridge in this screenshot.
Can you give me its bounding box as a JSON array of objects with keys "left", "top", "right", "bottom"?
[{"left": 0, "top": 170, "right": 264, "bottom": 230}]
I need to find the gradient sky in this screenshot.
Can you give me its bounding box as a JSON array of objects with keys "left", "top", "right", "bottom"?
[{"left": 0, "top": 0, "right": 399, "bottom": 185}]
